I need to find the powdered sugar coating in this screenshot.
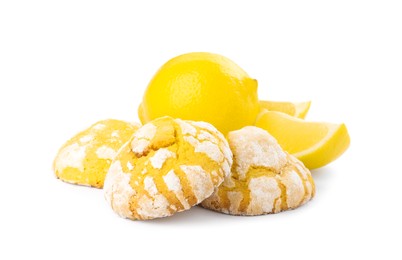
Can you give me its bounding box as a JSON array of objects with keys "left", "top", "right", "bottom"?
[
  {"left": 163, "top": 170, "right": 190, "bottom": 209},
  {"left": 55, "top": 143, "right": 87, "bottom": 173},
  {"left": 180, "top": 165, "right": 214, "bottom": 203},
  {"left": 93, "top": 124, "right": 106, "bottom": 130},
  {"left": 247, "top": 176, "right": 281, "bottom": 215},
  {"left": 227, "top": 191, "right": 243, "bottom": 213},
  {"left": 278, "top": 170, "right": 305, "bottom": 208},
  {"left": 111, "top": 131, "right": 120, "bottom": 138},
  {"left": 229, "top": 126, "right": 287, "bottom": 180},
  {"left": 184, "top": 136, "right": 224, "bottom": 163},
  {"left": 181, "top": 119, "right": 233, "bottom": 179},
  {"left": 80, "top": 135, "right": 94, "bottom": 143},
  {"left": 163, "top": 170, "right": 181, "bottom": 191},
  {"left": 96, "top": 145, "right": 117, "bottom": 160},
  {"left": 176, "top": 119, "right": 197, "bottom": 136},
  {"left": 136, "top": 194, "right": 171, "bottom": 219},
  {"left": 131, "top": 123, "right": 157, "bottom": 155},
  {"left": 133, "top": 122, "right": 157, "bottom": 140},
  {"left": 144, "top": 176, "right": 158, "bottom": 195},
  {"left": 198, "top": 130, "right": 219, "bottom": 144},
  {"left": 191, "top": 121, "right": 220, "bottom": 135},
  {"left": 104, "top": 161, "right": 135, "bottom": 218},
  {"left": 150, "top": 148, "right": 176, "bottom": 169}
]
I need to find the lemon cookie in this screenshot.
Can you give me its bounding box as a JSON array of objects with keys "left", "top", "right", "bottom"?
[
  {"left": 53, "top": 119, "right": 140, "bottom": 188},
  {"left": 104, "top": 116, "right": 233, "bottom": 220},
  {"left": 201, "top": 126, "right": 315, "bottom": 215}
]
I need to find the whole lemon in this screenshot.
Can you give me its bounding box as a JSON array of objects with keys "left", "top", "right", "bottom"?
[{"left": 138, "top": 52, "right": 259, "bottom": 135}]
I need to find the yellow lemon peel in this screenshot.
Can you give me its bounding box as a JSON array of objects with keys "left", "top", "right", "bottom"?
[
  {"left": 138, "top": 52, "right": 260, "bottom": 135},
  {"left": 255, "top": 111, "right": 350, "bottom": 169},
  {"left": 259, "top": 100, "right": 311, "bottom": 119}
]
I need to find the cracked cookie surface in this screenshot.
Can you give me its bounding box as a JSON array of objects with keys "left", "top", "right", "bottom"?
[
  {"left": 104, "top": 116, "right": 233, "bottom": 220},
  {"left": 201, "top": 126, "right": 315, "bottom": 215},
  {"left": 53, "top": 119, "right": 140, "bottom": 188}
]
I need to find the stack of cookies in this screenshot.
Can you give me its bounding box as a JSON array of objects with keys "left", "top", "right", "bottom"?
[{"left": 54, "top": 116, "right": 315, "bottom": 220}]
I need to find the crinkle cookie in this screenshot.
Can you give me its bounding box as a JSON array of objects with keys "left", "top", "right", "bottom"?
[
  {"left": 201, "top": 126, "right": 315, "bottom": 215},
  {"left": 104, "top": 116, "right": 233, "bottom": 220},
  {"left": 53, "top": 119, "right": 140, "bottom": 188}
]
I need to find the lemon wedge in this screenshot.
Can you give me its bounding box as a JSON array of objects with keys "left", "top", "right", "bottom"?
[
  {"left": 259, "top": 100, "right": 311, "bottom": 119},
  {"left": 255, "top": 111, "right": 350, "bottom": 169}
]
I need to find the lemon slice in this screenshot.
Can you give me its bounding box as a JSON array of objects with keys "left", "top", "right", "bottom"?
[
  {"left": 255, "top": 111, "right": 350, "bottom": 169},
  {"left": 259, "top": 100, "right": 311, "bottom": 119}
]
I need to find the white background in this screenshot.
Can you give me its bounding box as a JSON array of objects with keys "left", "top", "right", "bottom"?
[{"left": 1, "top": 1, "right": 401, "bottom": 259}]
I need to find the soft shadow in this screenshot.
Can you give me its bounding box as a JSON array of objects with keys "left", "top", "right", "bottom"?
[
  {"left": 138, "top": 202, "right": 316, "bottom": 225},
  {"left": 139, "top": 206, "right": 234, "bottom": 225},
  {"left": 311, "top": 166, "right": 334, "bottom": 187},
  {"left": 310, "top": 166, "right": 336, "bottom": 203}
]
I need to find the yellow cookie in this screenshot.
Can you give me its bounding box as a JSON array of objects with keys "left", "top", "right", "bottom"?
[
  {"left": 53, "top": 119, "right": 140, "bottom": 188},
  {"left": 201, "top": 126, "right": 315, "bottom": 215},
  {"left": 104, "top": 116, "right": 233, "bottom": 220}
]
